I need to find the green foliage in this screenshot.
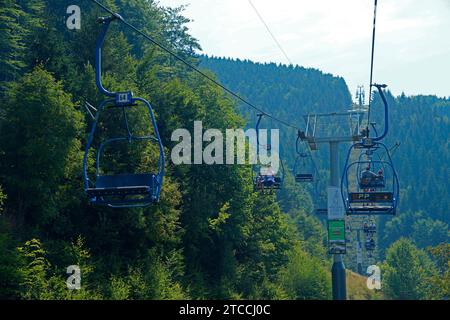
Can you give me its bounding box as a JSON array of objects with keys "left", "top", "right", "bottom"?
[
  {"left": 204, "top": 56, "right": 450, "bottom": 258},
  {"left": 412, "top": 218, "right": 448, "bottom": 249},
  {"left": 17, "top": 239, "right": 59, "bottom": 299},
  {"left": 0, "top": 0, "right": 445, "bottom": 301},
  {"left": 0, "top": 0, "right": 316, "bottom": 300},
  {"left": 109, "top": 276, "right": 131, "bottom": 300},
  {"left": 0, "top": 0, "right": 26, "bottom": 84},
  {"left": 0, "top": 66, "right": 84, "bottom": 231},
  {"left": 105, "top": 250, "right": 188, "bottom": 300},
  {"left": 381, "top": 94, "right": 450, "bottom": 223},
  {"left": 0, "top": 225, "right": 22, "bottom": 299},
  {"left": 16, "top": 237, "right": 102, "bottom": 300},
  {"left": 427, "top": 244, "right": 450, "bottom": 299},
  {"left": 382, "top": 211, "right": 449, "bottom": 250},
  {"left": 0, "top": 186, "right": 5, "bottom": 212},
  {"left": 231, "top": 194, "right": 299, "bottom": 299},
  {"left": 278, "top": 246, "right": 331, "bottom": 300},
  {"left": 382, "top": 238, "right": 440, "bottom": 300},
  {"left": 208, "top": 202, "right": 231, "bottom": 235},
  {"left": 145, "top": 251, "right": 188, "bottom": 300},
  {"left": 201, "top": 55, "right": 352, "bottom": 173}
]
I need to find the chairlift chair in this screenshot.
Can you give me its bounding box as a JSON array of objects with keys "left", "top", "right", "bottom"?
[
  {"left": 294, "top": 133, "right": 315, "bottom": 183},
  {"left": 83, "top": 15, "right": 164, "bottom": 208},
  {"left": 365, "top": 238, "right": 376, "bottom": 251},
  {"left": 342, "top": 140, "right": 399, "bottom": 215},
  {"left": 253, "top": 114, "right": 284, "bottom": 192},
  {"left": 341, "top": 84, "right": 399, "bottom": 215}
]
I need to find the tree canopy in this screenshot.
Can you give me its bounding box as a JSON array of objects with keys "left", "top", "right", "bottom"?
[{"left": 0, "top": 0, "right": 447, "bottom": 301}]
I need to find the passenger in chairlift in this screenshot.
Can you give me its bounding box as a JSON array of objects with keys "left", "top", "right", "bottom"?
[
  {"left": 378, "top": 169, "right": 383, "bottom": 177},
  {"left": 361, "top": 166, "right": 378, "bottom": 185},
  {"left": 263, "top": 166, "right": 276, "bottom": 187}
]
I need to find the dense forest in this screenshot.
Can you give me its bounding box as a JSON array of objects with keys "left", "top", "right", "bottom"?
[
  {"left": 0, "top": 0, "right": 448, "bottom": 300},
  {"left": 202, "top": 56, "right": 450, "bottom": 252}
]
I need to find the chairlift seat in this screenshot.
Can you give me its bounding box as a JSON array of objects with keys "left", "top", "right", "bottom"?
[
  {"left": 365, "top": 241, "right": 376, "bottom": 251},
  {"left": 256, "top": 176, "right": 282, "bottom": 190},
  {"left": 359, "top": 176, "right": 385, "bottom": 189},
  {"left": 87, "top": 173, "right": 156, "bottom": 197},
  {"left": 265, "top": 176, "right": 282, "bottom": 189},
  {"left": 295, "top": 174, "right": 314, "bottom": 183},
  {"left": 349, "top": 205, "right": 393, "bottom": 212},
  {"left": 347, "top": 192, "right": 395, "bottom": 215}
]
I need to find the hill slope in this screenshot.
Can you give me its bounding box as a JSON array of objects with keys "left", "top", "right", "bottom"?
[{"left": 201, "top": 55, "right": 450, "bottom": 255}]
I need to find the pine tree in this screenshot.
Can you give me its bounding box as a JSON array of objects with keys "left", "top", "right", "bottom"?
[{"left": 0, "top": 0, "right": 27, "bottom": 86}]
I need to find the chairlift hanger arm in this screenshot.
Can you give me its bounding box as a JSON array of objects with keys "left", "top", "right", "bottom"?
[
  {"left": 372, "top": 84, "right": 389, "bottom": 141},
  {"left": 370, "top": 122, "right": 378, "bottom": 138},
  {"left": 295, "top": 132, "right": 301, "bottom": 155},
  {"left": 255, "top": 113, "right": 266, "bottom": 155},
  {"left": 89, "top": 0, "right": 304, "bottom": 131},
  {"left": 95, "top": 14, "right": 126, "bottom": 97},
  {"left": 368, "top": 0, "right": 378, "bottom": 109}
]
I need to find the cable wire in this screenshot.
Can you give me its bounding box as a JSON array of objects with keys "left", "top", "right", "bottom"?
[
  {"left": 88, "top": 0, "right": 301, "bottom": 131},
  {"left": 88, "top": 0, "right": 323, "bottom": 177},
  {"left": 247, "top": 0, "right": 293, "bottom": 66}
]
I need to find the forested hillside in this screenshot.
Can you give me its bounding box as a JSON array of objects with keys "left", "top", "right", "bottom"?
[
  {"left": 202, "top": 56, "right": 450, "bottom": 255},
  {"left": 201, "top": 56, "right": 352, "bottom": 166},
  {"left": 0, "top": 0, "right": 331, "bottom": 300},
  {"left": 0, "top": 0, "right": 448, "bottom": 300}
]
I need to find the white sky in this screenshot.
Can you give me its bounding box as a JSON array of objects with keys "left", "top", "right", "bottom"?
[{"left": 157, "top": 0, "right": 450, "bottom": 98}]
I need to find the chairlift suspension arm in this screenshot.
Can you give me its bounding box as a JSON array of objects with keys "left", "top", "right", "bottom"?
[
  {"left": 83, "top": 14, "right": 165, "bottom": 207},
  {"left": 372, "top": 84, "right": 389, "bottom": 141},
  {"left": 255, "top": 113, "right": 265, "bottom": 156},
  {"left": 96, "top": 16, "right": 120, "bottom": 97},
  {"left": 367, "top": 0, "right": 378, "bottom": 131}
]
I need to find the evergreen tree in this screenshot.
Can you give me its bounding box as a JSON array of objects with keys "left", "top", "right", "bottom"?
[
  {"left": 0, "top": 67, "right": 84, "bottom": 231},
  {"left": 383, "top": 238, "right": 439, "bottom": 300},
  {"left": 0, "top": 0, "right": 26, "bottom": 85},
  {"left": 428, "top": 244, "right": 450, "bottom": 299}
]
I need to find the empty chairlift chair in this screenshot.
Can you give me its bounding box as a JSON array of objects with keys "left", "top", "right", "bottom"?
[
  {"left": 294, "top": 133, "right": 315, "bottom": 183},
  {"left": 83, "top": 15, "right": 164, "bottom": 208}
]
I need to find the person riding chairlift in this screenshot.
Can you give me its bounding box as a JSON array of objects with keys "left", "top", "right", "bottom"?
[
  {"left": 263, "top": 166, "right": 276, "bottom": 187},
  {"left": 377, "top": 169, "right": 384, "bottom": 185},
  {"left": 361, "top": 166, "right": 378, "bottom": 186},
  {"left": 365, "top": 238, "right": 375, "bottom": 250},
  {"left": 369, "top": 221, "right": 376, "bottom": 233},
  {"left": 361, "top": 166, "right": 385, "bottom": 196},
  {"left": 256, "top": 165, "right": 275, "bottom": 190}
]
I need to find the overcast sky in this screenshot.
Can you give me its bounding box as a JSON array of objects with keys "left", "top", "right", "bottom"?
[{"left": 157, "top": 0, "right": 450, "bottom": 99}]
